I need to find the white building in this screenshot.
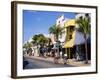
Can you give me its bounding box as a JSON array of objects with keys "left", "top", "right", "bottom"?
[
  {"left": 57, "top": 15, "right": 69, "bottom": 43},
  {"left": 50, "top": 15, "right": 69, "bottom": 44},
  {"left": 56, "top": 15, "right": 66, "bottom": 27}
]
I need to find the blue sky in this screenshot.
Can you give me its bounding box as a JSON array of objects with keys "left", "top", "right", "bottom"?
[{"left": 23, "top": 10, "right": 76, "bottom": 43}]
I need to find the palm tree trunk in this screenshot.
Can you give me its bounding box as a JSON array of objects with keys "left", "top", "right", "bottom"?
[
  {"left": 84, "top": 34, "right": 88, "bottom": 64},
  {"left": 56, "top": 34, "right": 60, "bottom": 57}
]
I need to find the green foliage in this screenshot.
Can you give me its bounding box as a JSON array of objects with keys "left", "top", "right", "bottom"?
[
  {"left": 23, "top": 42, "right": 32, "bottom": 49},
  {"left": 49, "top": 24, "right": 65, "bottom": 41},
  {"left": 32, "top": 34, "right": 50, "bottom": 46},
  {"left": 76, "top": 13, "right": 90, "bottom": 35}
]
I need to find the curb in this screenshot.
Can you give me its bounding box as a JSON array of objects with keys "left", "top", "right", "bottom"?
[{"left": 24, "top": 55, "right": 91, "bottom": 67}]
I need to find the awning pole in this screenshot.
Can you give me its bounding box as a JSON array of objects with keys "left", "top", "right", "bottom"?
[{"left": 69, "top": 48, "right": 70, "bottom": 59}]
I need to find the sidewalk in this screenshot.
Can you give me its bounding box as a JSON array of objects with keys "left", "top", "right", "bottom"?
[{"left": 25, "top": 55, "right": 91, "bottom": 67}]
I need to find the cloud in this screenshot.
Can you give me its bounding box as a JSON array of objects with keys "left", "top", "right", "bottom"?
[{"left": 43, "top": 34, "right": 50, "bottom": 38}]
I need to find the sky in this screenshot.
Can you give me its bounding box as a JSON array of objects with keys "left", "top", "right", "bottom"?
[{"left": 23, "top": 10, "right": 76, "bottom": 44}]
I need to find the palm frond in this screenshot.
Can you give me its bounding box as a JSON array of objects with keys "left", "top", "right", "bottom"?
[{"left": 76, "top": 14, "right": 90, "bottom": 34}]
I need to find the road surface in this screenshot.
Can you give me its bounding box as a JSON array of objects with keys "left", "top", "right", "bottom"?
[{"left": 23, "top": 57, "right": 74, "bottom": 69}]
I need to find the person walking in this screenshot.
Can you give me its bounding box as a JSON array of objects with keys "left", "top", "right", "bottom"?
[
  {"left": 54, "top": 48, "right": 60, "bottom": 64},
  {"left": 63, "top": 53, "right": 68, "bottom": 64},
  {"left": 44, "top": 46, "right": 47, "bottom": 58}
]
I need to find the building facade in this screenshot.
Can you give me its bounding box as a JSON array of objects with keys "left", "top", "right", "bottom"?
[
  {"left": 50, "top": 15, "right": 68, "bottom": 44},
  {"left": 63, "top": 13, "right": 91, "bottom": 60},
  {"left": 50, "top": 13, "right": 91, "bottom": 60}
]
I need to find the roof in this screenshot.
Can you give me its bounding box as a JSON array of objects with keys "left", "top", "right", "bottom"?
[{"left": 64, "top": 19, "right": 76, "bottom": 27}]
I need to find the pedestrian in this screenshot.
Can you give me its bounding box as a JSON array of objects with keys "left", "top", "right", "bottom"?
[
  {"left": 62, "top": 48, "right": 65, "bottom": 58},
  {"left": 54, "top": 48, "right": 60, "bottom": 64},
  {"left": 48, "top": 46, "right": 51, "bottom": 57},
  {"left": 28, "top": 48, "right": 32, "bottom": 56},
  {"left": 41, "top": 46, "right": 44, "bottom": 57},
  {"left": 44, "top": 46, "right": 48, "bottom": 58},
  {"left": 59, "top": 45, "right": 62, "bottom": 58},
  {"left": 40, "top": 46, "right": 43, "bottom": 56},
  {"left": 63, "top": 53, "right": 68, "bottom": 64},
  {"left": 32, "top": 48, "right": 34, "bottom": 56}
]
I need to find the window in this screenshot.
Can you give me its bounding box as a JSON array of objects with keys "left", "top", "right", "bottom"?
[{"left": 69, "top": 35, "right": 72, "bottom": 39}]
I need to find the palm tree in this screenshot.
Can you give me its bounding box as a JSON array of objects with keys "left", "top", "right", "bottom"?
[
  {"left": 76, "top": 13, "right": 90, "bottom": 64},
  {"left": 49, "top": 24, "right": 64, "bottom": 41},
  {"left": 49, "top": 24, "right": 64, "bottom": 56}
]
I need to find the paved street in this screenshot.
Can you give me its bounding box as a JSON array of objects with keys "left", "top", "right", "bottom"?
[{"left": 24, "top": 57, "right": 74, "bottom": 69}]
